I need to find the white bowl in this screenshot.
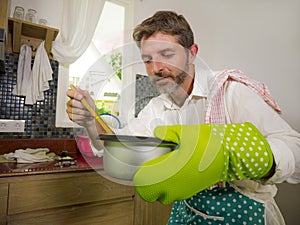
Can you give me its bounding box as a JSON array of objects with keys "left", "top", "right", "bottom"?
[{"left": 99, "top": 134, "right": 176, "bottom": 180}]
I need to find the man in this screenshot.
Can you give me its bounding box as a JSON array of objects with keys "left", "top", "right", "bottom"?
[{"left": 67, "top": 11, "right": 300, "bottom": 225}]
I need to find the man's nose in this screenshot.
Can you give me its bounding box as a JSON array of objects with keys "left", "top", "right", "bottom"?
[{"left": 152, "top": 60, "right": 165, "bottom": 74}]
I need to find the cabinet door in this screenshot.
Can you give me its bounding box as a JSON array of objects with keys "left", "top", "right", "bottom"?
[
  {"left": 7, "top": 200, "right": 134, "bottom": 225},
  {"left": 8, "top": 172, "right": 134, "bottom": 215},
  {"left": 0, "top": 183, "right": 8, "bottom": 225},
  {"left": 7, "top": 171, "right": 135, "bottom": 225},
  {"left": 134, "top": 194, "right": 172, "bottom": 225}
]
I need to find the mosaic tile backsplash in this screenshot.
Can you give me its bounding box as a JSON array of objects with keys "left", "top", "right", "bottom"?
[
  {"left": 0, "top": 52, "right": 74, "bottom": 139},
  {"left": 135, "top": 74, "right": 160, "bottom": 117}
]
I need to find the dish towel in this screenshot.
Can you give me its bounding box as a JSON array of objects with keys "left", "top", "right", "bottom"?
[
  {"left": 12, "top": 44, "right": 32, "bottom": 96},
  {"left": 3, "top": 148, "right": 54, "bottom": 163},
  {"left": 205, "top": 69, "right": 281, "bottom": 124},
  {"left": 203, "top": 69, "right": 282, "bottom": 189},
  {"left": 26, "top": 41, "right": 53, "bottom": 105}
]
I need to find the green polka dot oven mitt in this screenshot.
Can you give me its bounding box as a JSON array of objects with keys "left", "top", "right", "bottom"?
[{"left": 133, "top": 122, "right": 273, "bottom": 204}]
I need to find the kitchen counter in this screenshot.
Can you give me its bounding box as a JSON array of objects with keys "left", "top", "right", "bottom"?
[
  {"left": 0, "top": 138, "right": 172, "bottom": 225},
  {"left": 0, "top": 155, "right": 103, "bottom": 177},
  {"left": 0, "top": 138, "right": 103, "bottom": 177}
]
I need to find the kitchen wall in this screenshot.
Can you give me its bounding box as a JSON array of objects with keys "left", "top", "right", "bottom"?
[
  {"left": 9, "top": 0, "right": 62, "bottom": 28},
  {"left": 0, "top": 52, "right": 74, "bottom": 139}
]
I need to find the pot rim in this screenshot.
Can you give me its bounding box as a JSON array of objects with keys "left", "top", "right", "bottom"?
[{"left": 98, "top": 134, "right": 177, "bottom": 148}]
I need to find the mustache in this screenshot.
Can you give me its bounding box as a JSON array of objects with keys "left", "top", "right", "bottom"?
[{"left": 152, "top": 71, "right": 173, "bottom": 81}]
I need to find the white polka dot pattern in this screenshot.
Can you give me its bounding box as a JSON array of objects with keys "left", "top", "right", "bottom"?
[
  {"left": 168, "top": 185, "right": 265, "bottom": 225},
  {"left": 215, "top": 122, "right": 273, "bottom": 181}
]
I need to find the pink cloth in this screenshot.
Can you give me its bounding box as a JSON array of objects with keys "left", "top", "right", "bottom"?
[{"left": 204, "top": 69, "right": 281, "bottom": 124}]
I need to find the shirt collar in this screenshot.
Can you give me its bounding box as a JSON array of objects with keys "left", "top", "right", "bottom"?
[{"left": 191, "top": 64, "right": 210, "bottom": 98}]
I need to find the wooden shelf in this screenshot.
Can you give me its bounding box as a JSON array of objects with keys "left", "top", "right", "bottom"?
[
  {"left": 0, "top": 0, "right": 10, "bottom": 29},
  {"left": 6, "top": 17, "right": 59, "bottom": 59}
]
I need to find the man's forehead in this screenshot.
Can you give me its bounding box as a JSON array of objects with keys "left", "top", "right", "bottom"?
[{"left": 140, "top": 36, "right": 182, "bottom": 54}]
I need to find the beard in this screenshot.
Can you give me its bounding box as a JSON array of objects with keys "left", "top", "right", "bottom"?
[
  {"left": 151, "top": 60, "right": 190, "bottom": 94},
  {"left": 152, "top": 71, "right": 188, "bottom": 94}
]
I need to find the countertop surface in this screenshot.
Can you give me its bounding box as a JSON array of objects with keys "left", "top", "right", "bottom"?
[{"left": 0, "top": 155, "right": 103, "bottom": 177}]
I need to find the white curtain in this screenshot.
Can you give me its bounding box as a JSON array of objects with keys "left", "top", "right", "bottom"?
[{"left": 51, "top": 0, "right": 105, "bottom": 65}]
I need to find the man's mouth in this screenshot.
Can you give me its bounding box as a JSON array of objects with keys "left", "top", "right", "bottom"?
[{"left": 154, "top": 76, "right": 172, "bottom": 84}]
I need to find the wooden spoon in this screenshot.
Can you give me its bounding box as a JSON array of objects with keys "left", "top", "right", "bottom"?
[{"left": 70, "top": 84, "right": 115, "bottom": 134}]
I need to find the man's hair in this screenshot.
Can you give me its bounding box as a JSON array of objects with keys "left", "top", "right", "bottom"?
[{"left": 133, "top": 11, "right": 194, "bottom": 49}]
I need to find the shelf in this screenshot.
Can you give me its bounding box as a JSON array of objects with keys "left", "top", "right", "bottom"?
[
  {"left": 6, "top": 17, "right": 59, "bottom": 58},
  {"left": 0, "top": 0, "right": 10, "bottom": 29}
]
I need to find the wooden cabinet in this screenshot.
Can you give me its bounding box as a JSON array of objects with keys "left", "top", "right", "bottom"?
[
  {"left": 0, "top": 183, "right": 8, "bottom": 224},
  {"left": 134, "top": 195, "right": 172, "bottom": 225},
  {"left": 0, "top": 0, "right": 10, "bottom": 29},
  {"left": 0, "top": 170, "right": 172, "bottom": 225},
  {"left": 0, "top": 0, "right": 10, "bottom": 72}
]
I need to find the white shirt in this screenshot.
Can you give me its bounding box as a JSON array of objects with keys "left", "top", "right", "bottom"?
[{"left": 116, "top": 66, "right": 300, "bottom": 225}]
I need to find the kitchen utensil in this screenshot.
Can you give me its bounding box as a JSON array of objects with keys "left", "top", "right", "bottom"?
[
  {"left": 70, "top": 84, "right": 114, "bottom": 134},
  {"left": 99, "top": 134, "right": 177, "bottom": 180}
]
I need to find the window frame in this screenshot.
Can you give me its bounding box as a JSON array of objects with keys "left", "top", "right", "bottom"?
[{"left": 55, "top": 0, "right": 134, "bottom": 128}]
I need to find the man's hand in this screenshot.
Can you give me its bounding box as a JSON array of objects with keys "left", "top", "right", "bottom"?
[
  {"left": 133, "top": 122, "right": 274, "bottom": 204},
  {"left": 66, "top": 87, "right": 97, "bottom": 127}
]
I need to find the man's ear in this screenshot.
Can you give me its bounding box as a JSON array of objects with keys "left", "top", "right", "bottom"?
[{"left": 189, "top": 44, "right": 198, "bottom": 63}]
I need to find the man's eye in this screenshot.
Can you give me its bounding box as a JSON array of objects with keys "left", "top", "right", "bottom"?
[
  {"left": 162, "top": 53, "right": 175, "bottom": 59},
  {"left": 143, "top": 57, "right": 152, "bottom": 64}
]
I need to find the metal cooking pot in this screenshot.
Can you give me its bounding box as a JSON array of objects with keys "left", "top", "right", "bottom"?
[{"left": 99, "top": 134, "right": 176, "bottom": 180}]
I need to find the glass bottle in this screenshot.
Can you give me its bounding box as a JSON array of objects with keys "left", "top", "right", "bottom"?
[
  {"left": 25, "top": 9, "right": 37, "bottom": 23},
  {"left": 13, "top": 6, "right": 25, "bottom": 20},
  {"left": 39, "top": 19, "right": 47, "bottom": 26}
]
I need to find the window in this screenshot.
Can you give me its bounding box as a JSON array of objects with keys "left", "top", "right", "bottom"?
[{"left": 56, "top": 0, "right": 133, "bottom": 127}]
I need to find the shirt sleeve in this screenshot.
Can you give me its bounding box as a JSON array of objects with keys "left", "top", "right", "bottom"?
[{"left": 224, "top": 81, "right": 300, "bottom": 184}]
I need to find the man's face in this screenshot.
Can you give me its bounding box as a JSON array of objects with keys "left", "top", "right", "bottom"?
[{"left": 140, "top": 33, "right": 191, "bottom": 94}]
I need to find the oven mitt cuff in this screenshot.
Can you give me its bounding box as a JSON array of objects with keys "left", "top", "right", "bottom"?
[{"left": 133, "top": 122, "right": 273, "bottom": 204}]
